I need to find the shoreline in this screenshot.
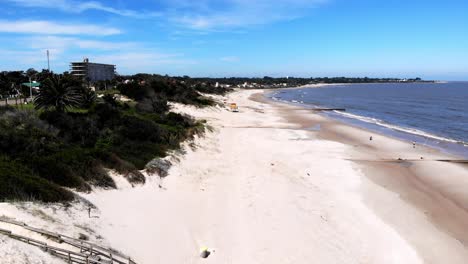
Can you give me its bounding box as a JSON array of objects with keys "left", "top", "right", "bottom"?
[
  {"left": 253, "top": 90, "right": 468, "bottom": 262},
  {"left": 255, "top": 90, "right": 461, "bottom": 159},
  {"left": 265, "top": 85, "right": 468, "bottom": 159},
  {"left": 0, "top": 88, "right": 467, "bottom": 263}
]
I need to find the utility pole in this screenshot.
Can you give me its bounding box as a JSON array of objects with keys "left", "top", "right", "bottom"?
[
  {"left": 47, "top": 50, "right": 50, "bottom": 71},
  {"left": 29, "top": 77, "right": 33, "bottom": 100}
]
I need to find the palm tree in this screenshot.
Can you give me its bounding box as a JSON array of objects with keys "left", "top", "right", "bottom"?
[
  {"left": 34, "top": 75, "right": 83, "bottom": 112},
  {"left": 80, "top": 87, "right": 97, "bottom": 108}
]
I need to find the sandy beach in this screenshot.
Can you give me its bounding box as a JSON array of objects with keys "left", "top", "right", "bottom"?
[{"left": 1, "top": 88, "right": 468, "bottom": 263}]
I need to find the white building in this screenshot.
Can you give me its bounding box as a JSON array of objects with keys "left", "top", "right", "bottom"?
[{"left": 70, "top": 58, "right": 116, "bottom": 82}]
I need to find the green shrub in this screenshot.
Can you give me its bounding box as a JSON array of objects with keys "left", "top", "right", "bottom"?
[
  {"left": 32, "top": 147, "right": 115, "bottom": 190},
  {"left": 111, "top": 140, "right": 166, "bottom": 170},
  {"left": 163, "top": 112, "right": 195, "bottom": 128},
  {"left": 117, "top": 78, "right": 215, "bottom": 107},
  {"left": 118, "top": 115, "right": 165, "bottom": 143},
  {"left": 0, "top": 110, "right": 59, "bottom": 157},
  {"left": 0, "top": 156, "right": 74, "bottom": 202},
  {"left": 40, "top": 111, "right": 99, "bottom": 147},
  {"left": 31, "top": 155, "right": 85, "bottom": 188},
  {"left": 0, "top": 75, "right": 207, "bottom": 202},
  {"left": 117, "top": 82, "right": 149, "bottom": 100},
  {"left": 91, "top": 103, "right": 121, "bottom": 128},
  {"left": 98, "top": 152, "right": 145, "bottom": 184},
  {"left": 136, "top": 97, "right": 169, "bottom": 114}
]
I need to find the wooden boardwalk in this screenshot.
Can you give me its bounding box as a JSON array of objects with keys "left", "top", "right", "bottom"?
[{"left": 0, "top": 217, "right": 137, "bottom": 264}]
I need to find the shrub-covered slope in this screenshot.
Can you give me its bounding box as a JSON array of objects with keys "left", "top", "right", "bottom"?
[{"left": 0, "top": 73, "right": 228, "bottom": 202}]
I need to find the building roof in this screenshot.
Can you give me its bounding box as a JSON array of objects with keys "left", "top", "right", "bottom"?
[
  {"left": 70, "top": 61, "right": 115, "bottom": 67},
  {"left": 22, "top": 82, "right": 41, "bottom": 88}
]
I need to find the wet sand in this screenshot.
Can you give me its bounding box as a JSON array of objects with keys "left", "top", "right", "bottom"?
[{"left": 253, "top": 91, "right": 468, "bottom": 262}]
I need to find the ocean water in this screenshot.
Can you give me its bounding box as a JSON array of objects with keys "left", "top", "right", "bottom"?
[{"left": 268, "top": 82, "right": 468, "bottom": 158}]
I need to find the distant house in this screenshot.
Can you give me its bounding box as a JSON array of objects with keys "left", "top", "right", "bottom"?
[{"left": 70, "top": 58, "right": 116, "bottom": 82}]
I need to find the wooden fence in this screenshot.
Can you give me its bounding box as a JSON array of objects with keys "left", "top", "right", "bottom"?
[
  {"left": 0, "top": 216, "right": 136, "bottom": 264},
  {"left": 0, "top": 96, "right": 31, "bottom": 106}
]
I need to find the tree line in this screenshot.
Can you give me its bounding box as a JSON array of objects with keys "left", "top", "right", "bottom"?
[
  {"left": 170, "top": 76, "right": 428, "bottom": 87},
  {"left": 0, "top": 70, "right": 230, "bottom": 203}
]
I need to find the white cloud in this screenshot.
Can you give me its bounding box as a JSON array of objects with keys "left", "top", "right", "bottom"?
[
  {"left": 0, "top": 33, "right": 197, "bottom": 73},
  {"left": 0, "top": 20, "right": 121, "bottom": 36},
  {"left": 220, "top": 56, "right": 240, "bottom": 62},
  {"left": 0, "top": 46, "right": 196, "bottom": 74},
  {"left": 5, "top": 0, "right": 161, "bottom": 18},
  {"left": 165, "top": 0, "right": 328, "bottom": 30},
  {"left": 0, "top": 49, "right": 45, "bottom": 66},
  {"left": 92, "top": 52, "right": 197, "bottom": 73},
  {"left": 6, "top": 0, "right": 329, "bottom": 30},
  {"left": 26, "top": 36, "right": 136, "bottom": 51}
]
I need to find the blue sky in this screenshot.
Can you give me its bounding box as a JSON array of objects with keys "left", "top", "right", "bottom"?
[{"left": 0, "top": 0, "right": 467, "bottom": 80}]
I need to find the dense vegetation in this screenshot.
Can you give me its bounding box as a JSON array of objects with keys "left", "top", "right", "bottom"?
[
  {"left": 172, "top": 76, "right": 429, "bottom": 87},
  {"left": 117, "top": 74, "right": 221, "bottom": 106},
  {"left": 0, "top": 71, "right": 229, "bottom": 203},
  {"left": 0, "top": 69, "right": 55, "bottom": 99}
]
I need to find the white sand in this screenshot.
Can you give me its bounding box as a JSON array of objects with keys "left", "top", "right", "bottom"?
[
  {"left": 2, "top": 89, "right": 467, "bottom": 263},
  {"left": 80, "top": 90, "right": 423, "bottom": 263},
  {"left": 0, "top": 201, "right": 105, "bottom": 263}
]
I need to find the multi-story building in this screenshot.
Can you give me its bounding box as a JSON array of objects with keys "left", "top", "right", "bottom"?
[{"left": 70, "top": 58, "right": 116, "bottom": 82}]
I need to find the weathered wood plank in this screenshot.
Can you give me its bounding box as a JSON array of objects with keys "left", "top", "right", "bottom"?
[{"left": 0, "top": 217, "right": 136, "bottom": 263}]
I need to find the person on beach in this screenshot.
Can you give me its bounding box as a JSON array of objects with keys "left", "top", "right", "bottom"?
[
  {"left": 370, "top": 136, "right": 373, "bottom": 141},
  {"left": 88, "top": 207, "right": 91, "bottom": 218},
  {"left": 413, "top": 142, "right": 416, "bottom": 148}
]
